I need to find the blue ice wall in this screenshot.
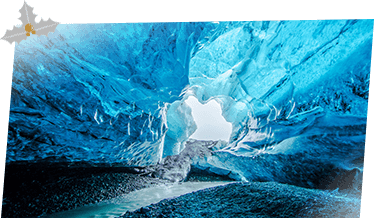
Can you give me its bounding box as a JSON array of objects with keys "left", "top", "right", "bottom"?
[
  {"left": 7, "top": 20, "right": 373, "bottom": 168},
  {"left": 186, "top": 20, "right": 373, "bottom": 183},
  {"left": 8, "top": 23, "right": 207, "bottom": 164},
  {"left": 188, "top": 20, "right": 372, "bottom": 144}
]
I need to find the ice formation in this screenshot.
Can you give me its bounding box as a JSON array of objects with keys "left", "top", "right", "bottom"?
[{"left": 8, "top": 20, "right": 373, "bottom": 188}]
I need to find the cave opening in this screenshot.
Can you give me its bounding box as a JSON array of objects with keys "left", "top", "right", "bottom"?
[{"left": 184, "top": 95, "right": 232, "bottom": 142}]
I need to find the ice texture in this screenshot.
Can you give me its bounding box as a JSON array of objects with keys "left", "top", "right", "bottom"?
[
  {"left": 8, "top": 23, "right": 206, "bottom": 164},
  {"left": 189, "top": 20, "right": 372, "bottom": 142},
  {"left": 7, "top": 19, "right": 373, "bottom": 181},
  {"left": 162, "top": 100, "right": 197, "bottom": 158}
]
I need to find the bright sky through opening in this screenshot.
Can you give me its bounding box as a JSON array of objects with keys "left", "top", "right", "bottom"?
[{"left": 184, "top": 96, "right": 232, "bottom": 141}]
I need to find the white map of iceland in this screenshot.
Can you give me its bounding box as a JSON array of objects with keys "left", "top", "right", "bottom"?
[{"left": 1, "top": 1, "right": 59, "bottom": 44}]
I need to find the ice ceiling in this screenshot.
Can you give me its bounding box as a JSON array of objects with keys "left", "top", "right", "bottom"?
[{"left": 7, "top": 20, "right": 373, "bottom": 169}]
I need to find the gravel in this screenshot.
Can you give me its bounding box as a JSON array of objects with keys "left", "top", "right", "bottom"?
[
  {"left": 2, "top": 161, "right": 169, "bottom": 218},
  {"left": 2, "top": 161, "right": 362, "bottom": 218},
  {"left": 120, "top": 182, "right": 362, "bottom": 218}
]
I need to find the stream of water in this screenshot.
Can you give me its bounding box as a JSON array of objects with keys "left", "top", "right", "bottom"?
[{"left": 45, "top": 181, "right": 233, "bottom": 218}]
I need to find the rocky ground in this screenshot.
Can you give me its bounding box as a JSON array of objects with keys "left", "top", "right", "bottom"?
[
  {"left": 1, "top": 161, "right": 234, "bottom": 218},
  {"left": 1, "top": 159, "right": 362, "bottom": 218},
  {"left": 119, "top": 182, "right": 362, "bottom": 218},
  {"left": 1, "top": 161, "right": 169, "bottom": 218}
]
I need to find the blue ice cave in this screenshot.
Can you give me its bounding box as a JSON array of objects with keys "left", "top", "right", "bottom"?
[{"left": 8, "top": 20, "right": 373, "bottom": 185}]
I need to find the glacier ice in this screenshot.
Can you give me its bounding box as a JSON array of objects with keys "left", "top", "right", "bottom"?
[
  {"left": 162, "top": 99, "right": 197, "bottom": 158},
  {"left": 7, "top": 19, "right": 373, "bottom": 190},
  {"left": 8, "top": 22, "right": 206, "bottom": 164}
]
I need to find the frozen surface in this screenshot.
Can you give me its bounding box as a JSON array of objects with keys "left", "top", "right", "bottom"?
[
  {"left": 8, "top": 19, "right": 373, "bottom": 182},
  {"left": 8, "top": 23, "right": 207, "bottom": 164},
  {"left": 45, "top": 182, "right": 232, "bottom": 218},
  {"left": 162, "top": 100, "right": 197, "bottom": 158},
  {"left": 188, "top": 20, "right": 372, "bottom": 143}
]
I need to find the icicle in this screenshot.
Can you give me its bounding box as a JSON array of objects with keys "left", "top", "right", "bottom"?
[{"left": 94, "top": 109, "right": 100, "bottom": 124}]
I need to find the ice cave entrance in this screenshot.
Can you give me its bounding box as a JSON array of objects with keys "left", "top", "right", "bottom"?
[{"left": 184, "top": 96, "right": 232, "bottom": 141}]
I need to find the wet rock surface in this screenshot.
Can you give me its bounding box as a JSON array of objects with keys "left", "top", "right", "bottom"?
[
  {"left": 1, "top": 160, "right": 362, "bottom": 218},
  {"left": 140, "top": 140, "right": 219, "bottom": 182},
  {"left": 119, "top": 182, "right": 361, "bottom": 218},
  {"left": 1, "top": 159, "right": 234, "bottom": 218},
  {"left": 1, "top": 161, "right": 169, "bottom": 218}
]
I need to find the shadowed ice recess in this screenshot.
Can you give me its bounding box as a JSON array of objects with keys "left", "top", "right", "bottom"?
[{"left": 8, "top": 20, "right": 372, "bottom": 189}]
